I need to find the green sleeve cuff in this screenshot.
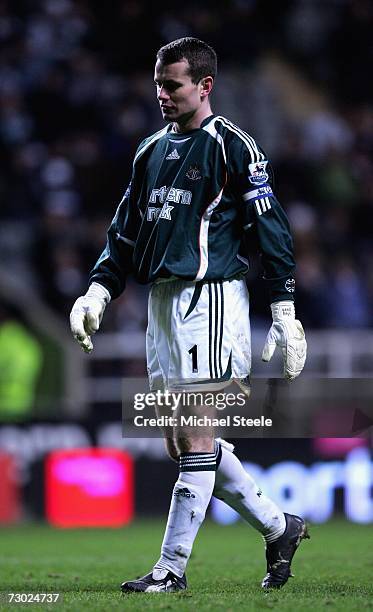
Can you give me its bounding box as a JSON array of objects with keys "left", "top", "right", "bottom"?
[{"left": 263, "top": 274, "right": 296, "bottom": 303}]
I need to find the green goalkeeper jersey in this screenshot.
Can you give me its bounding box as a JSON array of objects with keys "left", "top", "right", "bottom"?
[{"left": 90, "top": 115, "right": 296, "bottom": 303}]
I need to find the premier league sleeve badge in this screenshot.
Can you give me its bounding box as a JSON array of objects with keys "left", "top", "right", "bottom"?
[{"left": 248, "top": 161, "right": 269, "bottom": 186}]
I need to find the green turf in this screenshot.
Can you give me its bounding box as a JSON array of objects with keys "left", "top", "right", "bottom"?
[{"left": 0, "top": 520, "right": 372, "bottom": 611}]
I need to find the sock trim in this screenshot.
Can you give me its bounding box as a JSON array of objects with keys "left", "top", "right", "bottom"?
[{"left": 179, "top": 448, "right": 219, "bottom": 472}]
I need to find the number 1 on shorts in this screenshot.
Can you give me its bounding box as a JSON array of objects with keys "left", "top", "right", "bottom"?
[{"left": 188, "top": 345, "right": 198, "bottom": 373}]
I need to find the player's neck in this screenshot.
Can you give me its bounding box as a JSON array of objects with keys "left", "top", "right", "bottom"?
[{"left": 173, "top": 103, "right": 213, "bottom": 133}]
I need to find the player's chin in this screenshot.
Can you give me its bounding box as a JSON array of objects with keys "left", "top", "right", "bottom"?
[{"left": 161, "top": 107, "right": 177, "bottom": 121}]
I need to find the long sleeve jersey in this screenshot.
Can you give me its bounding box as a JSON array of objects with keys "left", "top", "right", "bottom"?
[{"left": 89, "top": 114, "right": 296, "bottom": 303}]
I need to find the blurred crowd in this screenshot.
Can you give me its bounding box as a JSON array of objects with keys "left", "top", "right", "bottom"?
[{"left": 1, "top": 0, "right": 373, "bottom": 333}]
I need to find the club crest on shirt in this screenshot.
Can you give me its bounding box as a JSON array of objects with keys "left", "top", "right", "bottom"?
[
  {"left": 248, "top": 161, "right": 268, "bottom": 186},
  {"left": 186, "top": 164, "right": 202, "bottom": 180}
]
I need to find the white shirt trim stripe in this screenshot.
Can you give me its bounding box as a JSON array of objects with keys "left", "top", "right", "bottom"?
[
  {"left": 168, "top": 137, "right": 191, "bottom": 143},
  {"left": 116, "top": 234, "right": 135, "bottom": 247},
  {"left": 237, "top": 253, "right": 249, "bottom": 266},
  {"left": 195, "top": 186, "right": 225, "bottom": 281},
  {"left": 220, "top": 116, "right": 263, "bottom": 161},
  {"left": 254, "top": 197, "right": 272, "bottom": 216},
  {"left": 134, "top": 126, "right": 169, "bottom": 163},
  {"left": 214, "top": 116, "right": 264, "bottom": 163},
  {"left": 202, "top": 118, "right": 227, "bottom": 163},
  {"left": 243, "top": 222, "right": 253, "bottom": 230},
  {"left": 214, "top": 116, "right": 256, "bottom": 163}
]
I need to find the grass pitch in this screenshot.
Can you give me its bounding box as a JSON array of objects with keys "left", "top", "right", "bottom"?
[{"left": 0, "top": 519, "right": 372, "bottom": 611}]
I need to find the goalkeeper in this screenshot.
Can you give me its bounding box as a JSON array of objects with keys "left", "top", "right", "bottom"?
[{"left": 70, "top": 37, "right": 308, "bottom": 593}]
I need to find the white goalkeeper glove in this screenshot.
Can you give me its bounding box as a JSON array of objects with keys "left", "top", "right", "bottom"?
[
  {"left": 262, "top": 301, "right": 307, "bottom": 381},
  {"left": 70, "top": 282, "right": 111, "bottom": 353}
]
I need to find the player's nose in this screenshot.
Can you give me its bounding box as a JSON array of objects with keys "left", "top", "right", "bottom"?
[{"left": 157, "top": 86, "right": 170, "bottom": 101}]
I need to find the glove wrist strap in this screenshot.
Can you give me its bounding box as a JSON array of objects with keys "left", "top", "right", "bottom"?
[
  {"left": 270, "top": 300, "right": 295, "bottom": 321},
  {"left": 86, "top": 282, "right": 111, "bottom": 304}
]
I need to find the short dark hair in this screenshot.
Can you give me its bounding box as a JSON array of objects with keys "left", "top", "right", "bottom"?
[{"left": 156, "top": 37, "right": 217, "bottom": 84}]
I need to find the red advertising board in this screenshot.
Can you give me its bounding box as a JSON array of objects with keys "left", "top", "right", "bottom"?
[
  {"left": 0, "top": 452, "right": 20, "bottom": 523},
  {"left": 45, "top": 448, "right": 134, "bottom": 527}
]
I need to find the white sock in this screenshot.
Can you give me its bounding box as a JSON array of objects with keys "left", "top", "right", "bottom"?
[
  {"left": 214, "top": 440, "right": 286, "bottom": 542},
  {"left": 153, "top": 449, "right": 217, "bottom": 578}
]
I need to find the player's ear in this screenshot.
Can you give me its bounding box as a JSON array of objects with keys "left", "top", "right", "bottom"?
[{"left": 200, "top": 76, "right": 213, "bottom": 98}]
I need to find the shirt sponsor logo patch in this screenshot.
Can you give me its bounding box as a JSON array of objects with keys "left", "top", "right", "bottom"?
[
  {"left": 147, "top": 204, "right": 174, "bottom": 221},
  {"left": 248, "top": 161, "right": 269, "bottom": 186},
  {"left": 149, "top": 186, "right": 192, "bottom": 205}
]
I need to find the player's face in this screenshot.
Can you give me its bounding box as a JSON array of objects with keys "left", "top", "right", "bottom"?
[{"left": 154, "top": 59, "right": 205, "bottom": 124}]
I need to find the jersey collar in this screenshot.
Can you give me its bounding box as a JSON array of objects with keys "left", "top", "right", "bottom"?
[{"left": 167, "top": 114, "right": 215, "bottom": 137}]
